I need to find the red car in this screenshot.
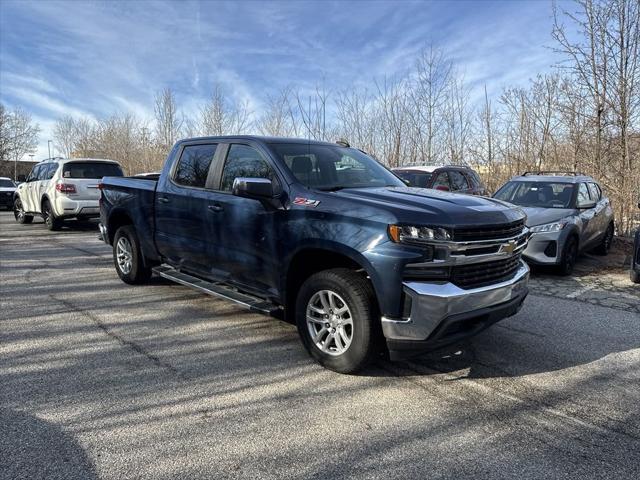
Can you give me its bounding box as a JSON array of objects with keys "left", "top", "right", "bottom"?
[{"left": 392, "top": 165, "right": 488, "bottom": 196}]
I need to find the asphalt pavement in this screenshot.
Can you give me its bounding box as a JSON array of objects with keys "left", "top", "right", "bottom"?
[{"left": 1, "top": 211, "right": 639, "bottom": 479}]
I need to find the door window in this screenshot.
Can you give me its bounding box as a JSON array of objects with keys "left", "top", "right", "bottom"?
[
  {"left": 588, "top": 182, "right": 601, "bottom": 201},
  {"left": 432, "top": 172, "right": 450, "bottom": 189},
  {"left": 449, "top": 171, "right": 469, "bottom": 191},
  {"left": 45, "top": 163, "right": 57, "bottom": 180},
  {"left": 577, "top": 183, "right": 591, "bottom": 205},
  {"left": 27, "top": 165, "right": 41, "bottom": 182},
  {"left": 220, "top": 144, "right": 277, "bottom": 192},
  {"left": 173, "top": 144, "right": 217, "bottom": 188}
]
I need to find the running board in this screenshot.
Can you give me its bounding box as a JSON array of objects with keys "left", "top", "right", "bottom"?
[{"left": 152, "top": 265, "right": 280, "bottom": 315}]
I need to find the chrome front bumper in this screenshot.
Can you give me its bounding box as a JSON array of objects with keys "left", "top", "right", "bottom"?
[{"left": 382, "top": 261, "right": 529, "bottom": 343}]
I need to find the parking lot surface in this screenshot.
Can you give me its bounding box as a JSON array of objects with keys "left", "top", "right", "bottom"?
[{"left": 1, "top": 211, "right": 639, "bottom": 480}]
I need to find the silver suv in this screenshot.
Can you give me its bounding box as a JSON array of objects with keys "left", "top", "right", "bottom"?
[
  {"left": 14, "top": 158, "right": 123, "bottom": 230},
  {"left": 493, "top": 172, "right": 614, "bottom": 275}
]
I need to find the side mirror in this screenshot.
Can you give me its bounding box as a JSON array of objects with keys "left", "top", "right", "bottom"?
[
  {"left": 17, "top": 175, "right": 26, "bottom": 182},
  {"left": 232, "top": 177, "right": 274, "bottom": 200},
  {"left": 435, "top": 185, "right": 450, "bottom": 192},
  {"left": 577, "top": 199, "right": 596, "bottom": 209}
]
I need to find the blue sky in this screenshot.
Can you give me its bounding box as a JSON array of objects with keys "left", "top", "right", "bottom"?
[{"left": 0, "top": 0, "right": 565, "bottom": 160}]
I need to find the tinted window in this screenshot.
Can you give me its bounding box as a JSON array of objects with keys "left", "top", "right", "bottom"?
[
  {"left": 220, "top": 145, "right": 276, "bottom": 192},
  {"left": 432, "top": 172, "right": 450, "bottom": 189},
  {"left": 173, "top": 145, "right": 217, "bottom": 188},
  {"left": 271, "top": 143, "right": 404, "bottom": 190},
  {"left": 467, "top": 170, "right": 483, "bottom": 188},
  {"left": 63, "top": 162, "right": 124, "bottom": 179},
  {"left": 588, "top": 182, "right": 601, "bottom": 201},
  {"left": 45, "top": 163, "right": 57, "bottom": 180},
  {"left": 393, "top": 170, "right": 432, "bottom": 188},
  {"left": 494, "top": 181, "right": 575, "bottom": 208},
  {"left": 449, "top": 171, "right": 469, "bottom": 191},
  {"left": 0, "top": 179, "right": 15, "bottom": 188},
  {"left": 577, "top": 183, "right": 591, "bottom": 204}
]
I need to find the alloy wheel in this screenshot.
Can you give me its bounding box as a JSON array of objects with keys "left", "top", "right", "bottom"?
[
  {"left": 116, "top": 236, "right": 133, "bottom": 275},
  {"left": 14, "top": 199, "right": 24, "bottom": 221},
  {"left": 306, "top": 290, "right": 353, "bottom": 356}
]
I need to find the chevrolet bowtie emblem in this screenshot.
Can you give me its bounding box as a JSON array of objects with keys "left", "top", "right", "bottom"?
[{"left": 501, "top": 240, "right": 517, "bottom": 254}]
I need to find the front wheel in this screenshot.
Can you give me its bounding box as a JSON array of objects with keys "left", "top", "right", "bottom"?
[
  {"left": 558, "top": 236, "right": 578, "bottom": 276},
  {"left": 113, "top": 225, "right": 152, "bottom": 284},
  {"left": 295, "top": 268, "right": 379, "bottom": 374},
  {"left": 13, "top": 197, "right": 33, "bottom": 224}
]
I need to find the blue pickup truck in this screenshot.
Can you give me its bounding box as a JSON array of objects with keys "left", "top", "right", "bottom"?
[{"left": 99, "top": 136, "right": 530, "bottom": 373}]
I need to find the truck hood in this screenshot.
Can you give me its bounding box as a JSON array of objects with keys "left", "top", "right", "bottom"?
[
  {"left": 332, "top": 187, "right": 525, "bottom": 227},
  {"left": 519, "top": 207, "right": 576, "bottom": 227}
]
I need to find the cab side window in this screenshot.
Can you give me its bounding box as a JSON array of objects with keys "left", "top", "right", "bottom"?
[
  {"left": 588, "top": 182, "right": 601, "bottom": 201},
  {"left": 577, "top": 183, "right": 591, "bottom": 205},
  {"left": 173, "top": 144, "right": 217, "bottom": 188},
  {"left": 432, "top": 172, "right": 450, "bottom": 189},
  {"left": 449, "top": 171, "right": 469, "bottom": 191},
  {"left": 220, "top": 144, "right": 278, "bottom": 192}
]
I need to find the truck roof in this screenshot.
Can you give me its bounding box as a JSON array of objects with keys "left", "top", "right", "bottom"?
[
  {"left": 510, "top": 174, "right": 594, "bottom": 184},
  {"left": 178, "top": 135, "right": 344, "bottom": 147}
]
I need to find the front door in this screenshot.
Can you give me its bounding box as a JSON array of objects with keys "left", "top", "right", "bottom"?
[
  {"left": 576, "top": 182, "right": 599, "bottom": 249},
  {"left": 205, "top": 143, "right": 283, "bottom": 294},
  {"left": 155, "top": 143, "right": 220, "bottom": 274}
]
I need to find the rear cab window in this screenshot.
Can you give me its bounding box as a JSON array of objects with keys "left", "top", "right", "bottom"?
[{"left": 63, "top": 162, "right": 124, "bottom": 179}]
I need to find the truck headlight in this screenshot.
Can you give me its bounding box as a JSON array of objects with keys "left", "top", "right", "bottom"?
[
  {"left": 388, "top": 225, "right": 452, "bottom": 244},
  {"left": 530, "top": 221, "right": 567, "bottom": 233}
]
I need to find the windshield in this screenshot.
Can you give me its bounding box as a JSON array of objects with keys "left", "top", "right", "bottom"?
[
  {"left": 0, "top": 179, "right": 16, "bottom": 188},
  {"left": 269, "top": 143, "right": 404, "bottom": 190},
  {"left": 494, "top": 181, "right": 575, "bottom": 208},
  {"left": 393, "top": 170, "right": 432, "bottom": 188},
  {"left": 62, "top": 162, "right": 123, "bottom": 179}
]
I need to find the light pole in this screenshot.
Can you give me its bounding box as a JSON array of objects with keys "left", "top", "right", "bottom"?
[{"left": 48, "top": 140, "right": 53, "bottom": 160}]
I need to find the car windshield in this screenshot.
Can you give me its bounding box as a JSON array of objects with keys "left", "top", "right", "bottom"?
[
  {"left": 269, "top": 143, "right": 405, "bottom": 191},
  {"left": 0, "top": 179, "right": 16, "bottom": 187},
  {"left": 494, "top": 181, "right": 575, "bottom": 208},
  {"left": 62, "top": 162, "right": 123, "bottom": 179},
  {"left": 393, "top": 170, "right": 432, "bottom": 188}
]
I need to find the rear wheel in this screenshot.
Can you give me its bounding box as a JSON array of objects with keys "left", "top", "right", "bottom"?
[
  {"left": 113, "top": 225, "right": 152, "bottom": 284},
  {"left": 42, "top": 200, "right": 63, "bottom": 231},
  {"left": 558, "top": 236, "right": 578, "bottom": 276},
  {"left": 13, "top": 197, "right": 33, "bottom": 224},
  {"left": 295, "top": 268, "right": 379, "bottom": 374},
  {"left": 594, "top": 223, "right": 614, "bottom": 255}
]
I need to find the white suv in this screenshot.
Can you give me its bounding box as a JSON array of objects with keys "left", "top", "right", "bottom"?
[{"left": 14, "top": 158, "right": 123, "bottom": 230}]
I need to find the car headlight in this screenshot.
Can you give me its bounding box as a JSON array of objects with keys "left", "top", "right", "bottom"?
[
  {"left": 388, "top": 225, "right": 452, "bottom": 244},
  {"left": 530, "top": 221, "right": 567, "bottom": 233}
]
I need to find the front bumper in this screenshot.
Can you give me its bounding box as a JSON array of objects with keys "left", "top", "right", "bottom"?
[
  {"left": 522, "top": 230, "right": 565, "bottom": 265},
  {"left": 0, "top": 192, "right": 14, "bottom": 207},
  {"left": 383, "top": 261, "right": 529, "bottom": 359}
]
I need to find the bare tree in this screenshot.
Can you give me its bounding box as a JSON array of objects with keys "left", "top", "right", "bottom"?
[
  {"left": 0, "top": 104, "right": 40, "bottom": 163},
  {"left": 154, "top": 88, "right": 182, "bottom": 150},
  {"left": 53, "top": 115, "right": 77, "bottom": 158}
]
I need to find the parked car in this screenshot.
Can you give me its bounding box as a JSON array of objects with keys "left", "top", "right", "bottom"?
[
  {"left": 493, "top": 172, "right": 614, "bottom": 275},
  {"left": 13, "top": 158, "right": 124, "bottom": 230},
  {"left": 0, "top": 177, "right": 17, "bottom": 209},
  {"left": 631, "top": 196, "right": 640, "bottom": 284},
  {"left": 392, "top": 165, "right": 488, "bottom": 195},
  {"left": 99, "top": 136, "right": 530, "bottom": 373}
]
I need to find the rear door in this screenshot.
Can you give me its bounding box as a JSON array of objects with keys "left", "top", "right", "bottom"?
[
  {"left": 61, "top": 162, "right": 123, "bottom": 202},
  {"left": 37, "top": 163, "right": 58, "bottom": 211},
  {"left": 155, "top": 143, "right": 220, "bottom": 274},
  {"left": 577, "top": 182, "right": 599, "bottom": 249}
]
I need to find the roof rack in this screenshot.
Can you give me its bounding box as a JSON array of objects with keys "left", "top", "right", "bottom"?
[{"left": 522, "top": 171, "right": 585, "bottom": 176}]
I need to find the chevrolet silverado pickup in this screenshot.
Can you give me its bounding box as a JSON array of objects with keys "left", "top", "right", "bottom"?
[{"left": 99, "top": 136, "right": 530, "bottom": 373}]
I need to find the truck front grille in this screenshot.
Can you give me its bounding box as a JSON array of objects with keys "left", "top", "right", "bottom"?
[
  {"left": 451, "top": 254, "right": 521, "bottom": 289},
  {"left": 453, "top": 220, "right": 525, "bottom": 242}
]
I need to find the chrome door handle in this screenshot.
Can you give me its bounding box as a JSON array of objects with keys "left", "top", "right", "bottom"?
[
  {"left": 208, "top": 204, "right": 223, "bottom": 213},
  {"left": 158, "top": 197, "right": 170, "bottom": 204}
]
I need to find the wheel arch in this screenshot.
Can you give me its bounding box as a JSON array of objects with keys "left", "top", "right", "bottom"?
[{"left": 107, "top": 209, "right": 134, "bottom": 245}]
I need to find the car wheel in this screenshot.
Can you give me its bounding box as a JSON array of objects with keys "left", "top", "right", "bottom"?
[
  {"left": 13, "top": 197, "right": 33, "bottom": 224},
  {"left": 594, "top": 223, "right": 614, "bottom": 255},
  {"left": 631, "top": 268, "right": 640, "bottom": 284},
  {"left": 113, "top": 225, "right": 152, "bottom": 284},
  {"left": 558, "top": 236, "right": 578, "bottom": 276},
  {"left": 295, "top": 268, "right": 379, "bottom": 374},
  {"left": 42, "top": 200, "right": 62, "bottom": 231}
]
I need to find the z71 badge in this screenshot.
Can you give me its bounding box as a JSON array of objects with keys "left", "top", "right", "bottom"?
[{"left": 293, "top": 197, "right": 320, "bottom": 207}]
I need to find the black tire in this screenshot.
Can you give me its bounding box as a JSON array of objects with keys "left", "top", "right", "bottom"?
[
  {"left": 42, "top": 199, "right": 63, "bottom": 231},
  {"left": 594, "top": 223, "right": 614, "bottom": 255},
  {"left": 558, "top": 236, "right": 578, "bottom": 276},
  {"left": 295, "top": 268, "right": 379, "bottom": 374},
  {"left": 113, "top": 225, "right": 152, "bottom": 284},
  {"left": 631, "top": 268, "right": 640, "bottom": 284},
  {"left": 13, "top": 197, "right": 33, "bottom": 224}
]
